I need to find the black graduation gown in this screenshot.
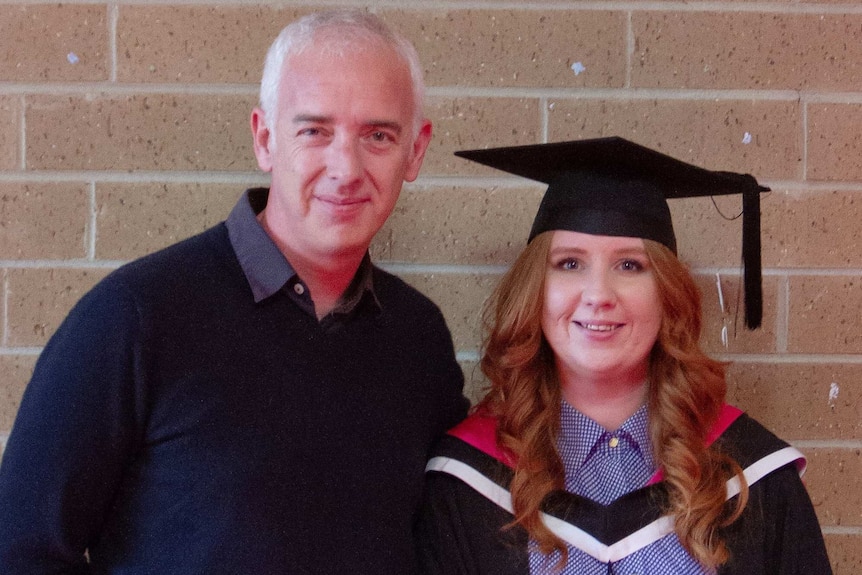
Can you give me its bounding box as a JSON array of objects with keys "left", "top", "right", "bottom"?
[{"left": 416, "top": 406, "right": 832, "bottom": 575}]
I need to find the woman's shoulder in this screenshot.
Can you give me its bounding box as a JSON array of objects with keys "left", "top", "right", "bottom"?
[{"left": 717, "top": 407, "right": 807, "bottom": 481}]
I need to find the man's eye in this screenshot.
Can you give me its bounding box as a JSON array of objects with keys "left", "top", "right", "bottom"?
[{"left": 368, "top": 130, "right": 395, "bottom": 144}]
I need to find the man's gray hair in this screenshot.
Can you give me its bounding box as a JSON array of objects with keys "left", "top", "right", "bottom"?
[{"left": 259, "top": 9, "right": 426, "bottom": 140}]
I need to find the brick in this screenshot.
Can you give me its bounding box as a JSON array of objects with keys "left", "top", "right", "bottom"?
[
  {"left": 633, "top": 12, "right": 862, "bottom": 91},
  {"left": 672, "top": 195, "right": 747, "bottom": 268},
  {"left": 547, "top": 99, "right": 801, "bottom": 180},
  {"left": 25, "top": 94, "right": 258, "bottom": 172},
  {"left": 96, "top": 183, "right": 240, "bottom": 260},
  {"left": 672, "top": 196, "right": 781, "bottom": 353},
  {"left": 423, "top": 96, "right": 542, "bottom": 176},
  {"left": 458, "top": 358, "right": 488, "bottom": 405},
  {"left": 0, "top": 4, "right": 107, "bottom": 82},
  {"left": 0, "top": 96, "right": 20, "bottom": 170},
  {"left": 762, "top": 188, "right": 862, "bottom": 268},
  {"left": 398, "top": 272, "right": 500, "bottom": 352},
  {"left": 726, "top": 362, "right": 862, "bottom": 441},
  {"left": 372, "top": 185, "right": 541, "bottom": 266},
  {"left": 825, "top": 533, "right": 862, "bottom": 575},
  {"left": 0, "top": 183, "right": 89, "bottom": 260},
  {"left": 382, "top": 9, "right": 625, "bottom": 89},
  {"left": 803, "top": 448, "right": 862, "bottom": 527},
  {"left": 0, "top": 271, "right": 4, "bottom": 340},
  {"left": 0, "top": 355, "right": 36, "bottom": 432},
  {"left": 697, "top": 274, "right": 779, "bottom": 355},
  {"left": 5, "top": 268, "right": 111, "bottom": 347},
  {"left": 788, "top": 276, "right": 862, "bottom": 354},
  {"left": 808, "top": 104, "right": 862, "bottom": 182},
  {"left": 117, "top": 5, "right": 308, "bottom": 83}
]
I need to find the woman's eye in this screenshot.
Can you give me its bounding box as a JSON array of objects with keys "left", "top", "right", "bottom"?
[
  {"left": 557, "top": 259, "right": 580, "bottom": 270},
  {"left": 620, "top": 259, "right": 644, "bottom": 272}
]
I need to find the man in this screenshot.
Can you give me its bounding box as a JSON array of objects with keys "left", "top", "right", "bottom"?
[{"left": 0, "top": 10, "right": 468, "bottom": 574}]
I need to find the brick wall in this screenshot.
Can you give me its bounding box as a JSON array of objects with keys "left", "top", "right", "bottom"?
[{"left": 1, "top": 1, "right": 861, "bottom": 570}]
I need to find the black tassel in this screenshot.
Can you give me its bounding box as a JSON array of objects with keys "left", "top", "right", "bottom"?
[{"left": 742, "top": 187, "right": 763, "bottom": 329}]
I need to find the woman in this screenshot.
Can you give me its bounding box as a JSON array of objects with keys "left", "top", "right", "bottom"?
[{"left": 416, "top": 138, "right": 832, "bottom": 574}]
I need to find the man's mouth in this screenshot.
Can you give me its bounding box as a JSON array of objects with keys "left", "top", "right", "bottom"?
[{"left": 317, "top": 195, "right": 366, "bottom": 206}]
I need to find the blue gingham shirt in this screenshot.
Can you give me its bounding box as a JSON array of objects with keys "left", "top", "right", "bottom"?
[{"left": 528, "top": 402, "right": 711, "bottom": 575}]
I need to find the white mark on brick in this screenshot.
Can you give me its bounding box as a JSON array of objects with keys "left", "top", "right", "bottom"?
[
  {"left": 742, "top": 132, "right": 752, "bottom": 144},
  {"left": 716, "top": 274, "right": 728, "bottom": 348},
  {"left": 571, "top": 62, "right": 586, "bottom": 76},
  {"left": 67, "top": 52, "right": 79, "bottom": 64},
  {"left": 828, "top": 382, "right": 840, "bottom": 409}
]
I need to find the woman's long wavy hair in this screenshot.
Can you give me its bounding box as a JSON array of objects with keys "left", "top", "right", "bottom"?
[{"left": 476, "top": 232, "right": 749, "bottom": 568}]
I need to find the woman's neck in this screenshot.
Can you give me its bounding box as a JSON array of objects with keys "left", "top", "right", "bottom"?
[{"left": 560, "top": 376, "right": 648, "bottom": 431}]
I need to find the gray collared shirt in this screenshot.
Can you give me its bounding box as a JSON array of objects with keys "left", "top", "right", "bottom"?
[{"left": 225, "top": 188, "right": 379, "bottom": 322}]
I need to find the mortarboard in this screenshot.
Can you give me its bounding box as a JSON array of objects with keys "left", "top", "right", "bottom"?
[{"left": 455, "top": 137, "right": 770, "bottom": 330}]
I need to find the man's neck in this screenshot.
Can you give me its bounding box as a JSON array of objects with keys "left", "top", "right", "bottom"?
[
  {"left": 258, "top": 211, "right": 365, "bottom": 320},
  {"left": 291, "top": 254, "right": 361, "bottom": 319}
]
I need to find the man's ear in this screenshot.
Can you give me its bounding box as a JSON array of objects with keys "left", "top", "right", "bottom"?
[
  {"left": 250, "top": 107, "right": 273, "bottom": 172},
  {"left": 403, "top": 120, "right": 433, "bottom": 183}
]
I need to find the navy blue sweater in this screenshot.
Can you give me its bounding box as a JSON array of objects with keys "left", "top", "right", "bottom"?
[{"left": 0, "top": 222, "right": 468, "bottom": 574}]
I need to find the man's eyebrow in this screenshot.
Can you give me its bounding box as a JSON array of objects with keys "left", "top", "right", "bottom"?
[
  {"left": 291, "top": 115, "right": 404, "bottom": 134},
  {"left": 366, "top": 121, "right": 404, "bottom": 134},
  {"left": 292, "top": 114, "right": 332, "bottom": 124}
]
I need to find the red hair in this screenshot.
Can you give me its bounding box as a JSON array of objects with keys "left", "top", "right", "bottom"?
[{"left": 477, "top": 233, "right": 747, "bottom": 567}]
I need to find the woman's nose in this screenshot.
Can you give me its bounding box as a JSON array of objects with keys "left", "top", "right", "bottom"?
[{"left": 580, "top": 270, "right": 616, "bottom": 307}]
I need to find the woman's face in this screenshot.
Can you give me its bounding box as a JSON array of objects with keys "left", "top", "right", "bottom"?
[{"left": 541, "top": 230, "right": 663, "bottom": 390}]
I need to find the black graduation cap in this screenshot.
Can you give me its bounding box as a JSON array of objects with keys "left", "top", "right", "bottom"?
[{"left": 455, "top": 137, "right": 770, "bottom": 330}]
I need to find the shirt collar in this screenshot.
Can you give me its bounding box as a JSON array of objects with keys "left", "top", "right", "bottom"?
[
  {"left": 328, "top": 252, "right": 380, "bottom": 316},
  {"left": 226, "top": 188, "right": 379, "bottom": 314},
  {"left": 226, "top": 188, "right": 293, "bottom": 303},
  {"left": 558, "top": 401, "right": 654, "bottom": 471}
]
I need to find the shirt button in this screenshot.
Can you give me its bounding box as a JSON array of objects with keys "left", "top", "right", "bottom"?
[
  {"left": 608, "top": 436, "right": 620, "bottom": 448},
  {"left": 293, "top": 283, "right": 305, "bottom": 295}
]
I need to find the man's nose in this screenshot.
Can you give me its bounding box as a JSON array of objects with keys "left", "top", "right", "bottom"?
[{"left": 325, "top": 135, "right": 362, "bottom": 182}]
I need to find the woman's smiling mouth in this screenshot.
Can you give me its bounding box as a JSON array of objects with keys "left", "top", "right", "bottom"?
[{"left": 575, "top": 321, "right": 622, "bottom": 332}]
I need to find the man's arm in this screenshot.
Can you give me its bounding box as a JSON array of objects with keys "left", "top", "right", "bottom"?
[
  {"left": 424, "top": 304, "right": 471, "bottom": 432},
  {"left": 0, "top": 277, "right": 144, "bottom": 573}
]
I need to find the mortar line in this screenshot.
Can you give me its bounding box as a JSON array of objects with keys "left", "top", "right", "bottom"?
[
  {"left": 109, "top": 3, "right": 119, "bottom": 83},
  {"left": 88, "top": 182, "right": 98, "bottom": 261}
]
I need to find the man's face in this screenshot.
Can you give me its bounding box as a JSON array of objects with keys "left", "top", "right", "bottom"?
[{"left": 251, "top": 36, "right": 431, "bottom": 266}]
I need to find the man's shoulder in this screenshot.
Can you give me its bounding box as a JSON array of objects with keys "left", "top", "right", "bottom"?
[
  {"left": 91, "top": 223, "right": 238, "bottom": 307},
  {"left": 371, "top": 266, "right": 441, "bottom": 313},
  {"left": 120, "top": 223, "right": 231, "bottom": 273},
  {"left": 108, "top": 223, "right": 231, "bottom": 282}
]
